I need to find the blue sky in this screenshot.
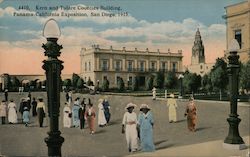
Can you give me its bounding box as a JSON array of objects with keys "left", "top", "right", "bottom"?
[{"left": 0, "top": 0, "right": 246, "bottom": 74}]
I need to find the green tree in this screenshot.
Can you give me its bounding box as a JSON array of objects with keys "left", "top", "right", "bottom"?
[
  {"left": 146, "top": 76, "right": 154, "bottom": 91},
  {"left": 164, "top": 72, "right": 177, "bottom": 89},
  {"left": 153, "top": 72, "right": 164, "bottom": 88},
  {"left": 76, "top": 78, "right": 84, "bottom": 89},
  {"left": 117, "top": 77, "right": 125, "bottom": 92},
  {"left": 240, "top": 61, "right": 250, "bottom": 92},
  {"left": 72, "top": 73, "right": 80, "bottom": 88},
  {"left": 102, "top": 78, "right": 109, "bottom": 91},
  {"left": 132, "top": 76, "right": 139, "bottom": 91},
  {"left": 201, "top": 74, "right": 212, "bottom": 92},
  {"left": 63, "top": 79, "right": 72, "bottom": 87},
  {"left": 183, "top": 72, "right": 201, "bottom": 93}
]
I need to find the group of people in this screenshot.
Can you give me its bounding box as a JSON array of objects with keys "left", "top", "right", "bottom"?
[
  {"left": 122, "top": 103, "right": 155, "bottom": 153},
  {"left": 0, "top": 93, "right": 46, "bottom": 128},
  {"left": 167, "top": 94, "right": 197, "bottom": 132},
  {"left": 63, "top": 96, "right": 111, "bottom": 135}
]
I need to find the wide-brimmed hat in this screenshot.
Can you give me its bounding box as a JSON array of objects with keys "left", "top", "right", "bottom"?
[
  {"left": 140, "top": 104, "right": 150, "bottom": 110},
  {"left": 170, "top": 94, "right": 175, "bottom": 98},
  {"left": 98, "top": 98, "right": 104, "bottom": 103},
  {"left": 125, "top": 102, "right": 136, "bottom": 110}
]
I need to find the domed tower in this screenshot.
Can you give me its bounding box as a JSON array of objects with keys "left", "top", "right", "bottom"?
[{"left": 191, "top": 28, "right": 205, "bottom": 65}]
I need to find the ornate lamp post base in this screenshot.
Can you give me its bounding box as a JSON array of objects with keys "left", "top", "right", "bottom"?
[
  {"left": 45, "top": 131, "right": 64, "bottom": 156},
  {"left": 223, "top": 117, "right": 246, "bottom": 150}
]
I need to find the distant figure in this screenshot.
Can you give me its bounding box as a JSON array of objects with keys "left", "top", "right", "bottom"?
[
  {"left": 31, "top": 97, "right": 37, "bottom": 116},
  {"left": 27, "top": 92, "right": 31, "bottom": 106},
  {"left": 184, "top": 97, "right": 197, "bottom": 132},
  {"left": 22, "top": 99, "right": 30, "bottom": 127},
  {"left": 68, "top": 91, "right": 73, "bottom": 104},
  {"left": 85, "top": 99, "right": 96, "bottom": 134},
  {"left": 65, "top": 92, "right": 69, "bottom": 103},
  {"left": 19, "top": 98, "right": 25, "bottom": 119},
  {"left": 152, "top": 87, "right": 156, "bottom": 100},
  {"left": 72, "top": 98, "right": 80, "bottom": 127},
  {"left": 98, "top": 98, "right": 107, "bottom": 127},
  {"left": 138, "top": 104, "right": 155, "bottom": 152},
  {"left": 4, "top": 89, "right": 8, "bottom": 101},
  {"left": 36, "top": 98, "right": 46, "bottom": 127},
  {"left": 8, "top": 99, "right": 18, "bottom": 124},
  {"left": 167, "top": 94, "right": 178, "bottom": 123},
  {"left": 63, "top": 102, "right": 72, "bottom": 128},
  {"left": 0, "top": 100, "right": 7, "bottom": 124},
  {"left": 122, "top": 103, "right": 138, "bottom": 152},
  {"left": 103, "top": 97, "right": 111, "bottom": 124},
  {"left": 79, "top": 98, "right": 86, "bottom": 130}
]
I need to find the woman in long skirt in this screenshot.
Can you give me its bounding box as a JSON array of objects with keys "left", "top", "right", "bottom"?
[
  {"left": 79, "top": 98, "right": 86, "bottom": 130},
  {"left": 31, "top": 97, "right": 37, "bottom": 116},
  {"left": 98, "top": 99, "right": 107, "bottom": 127},
  {"left": 8, "top": 100, "right": 18, "bottom": 124},
  {"left": 184, "top": 97, "right": 197, "bottom": 132},
  {"left": 167, "top": 94, "right": 178, "bottom": 123},
  {"left": 138, "top": 104, "right": 155, "bottom": 152},
  {"left": 22, "top": 106, "right": 30, "bottom": 127},
  {"left": 122, "top": 103, "right": 138, "bottom": 152},
  {"left": 63, "top": 102, "right": 72, "bottom": 128},
  {"left": 36, "top": 98, "right": 46, "bottom": 127},
  {"left": 85, "top": 100, "right": 96, "bottom": 134}
]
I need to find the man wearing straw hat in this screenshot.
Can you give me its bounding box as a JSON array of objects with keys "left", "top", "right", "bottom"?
[{"left": 122, "top": 103, "right": 138, "bottom": 152}]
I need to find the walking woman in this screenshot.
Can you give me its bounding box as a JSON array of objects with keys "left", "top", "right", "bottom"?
[
  {"left": 184, "top": 97, "right": 197, "bottom": 132},
  {"left": 31, "top": 97, "right": 37, "bottom": 116},
  {"left": 22, "top": 99, "right": 30, "bottom": 127},
  {"left": 0, "top": 100, "right": 7, "bottom": 124},
  {"left": 98, "top": 98, "right": 107, "bottom": 127},
  {"left": 103, "top": 97, "right": 111, "bottom": 124},
  {"left": 122, "top": 103, "right": 138, "bottom": 152},
  {"left": 167, "top": 94, "right": 178, "bottom": 123},
  {"left": 138, "top": 104, "right": 155, "bottom": 152},
  {"left": 8, "top": 99, "right": 18, "bottom": 124},
  {"left": 85, "top": 99, "right": 96, "bottom": 134},
  {"left": 63, "top": 102, "right": 72, "bottom": 128},
  {"left": 36, "top": 98, "right": 46, "bottom": 127}
]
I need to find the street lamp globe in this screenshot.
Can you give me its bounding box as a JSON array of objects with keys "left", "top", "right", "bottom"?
[
  {"left": 228, "top": 39, "right": 240, "bottom": 52},
  {"left": 43, "top": 18, "right": 61, "bottom": 39}
]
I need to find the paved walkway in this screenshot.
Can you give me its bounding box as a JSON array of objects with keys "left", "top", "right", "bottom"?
[{"left": 128, "top": 136, "right": 250, "bottom": 157}]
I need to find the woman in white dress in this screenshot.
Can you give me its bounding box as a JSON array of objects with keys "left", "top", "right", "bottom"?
[
  {"left": 8, "top": 100, "right": 18, "bottom": 124},
  {"left": 122, "top": 103, "right": 138, "bottom": 152},
  {"left": 98, "top": 99, "right": 107, "bottom": 127},
  {"left": 63, "top": 102, "right": 72, "bottom": 128},
  {"left": 167, "top": 94, "right": 178, "bottom": 123}
]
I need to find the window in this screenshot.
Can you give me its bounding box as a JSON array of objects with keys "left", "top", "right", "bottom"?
[
  {"left": 102, "top": 60, "right": 108, "bottom": 71},
  {"left": 85, "top": 62, "right": 87, "bottom": 71},
  {"left": 235, "top": 30, "right": 242, "bottom": 49},
  {"left": 200, "top": 65, "right": 203, "bottom": 70},
  {"left": 115, "top": 60, "right": 121, "bottom": 71},
  {"left": 172, "top": 62, "right": 177, "bottom": 72},
  {"left": 116, "top": 76, "right": 121, "bottom": 85},
  {"left": 128, "top": 61, "right": 133, "bottom": 72},
  {"left": 128, "top": 76, "right": 133, "bottom": 85},
  {"left": 140, "top": 61, "right": 144, "bottom": 71},
  {"left": 161, "top": 62, "right": 167, "bottom": 72},
  {"left": 151, "top": 62, "right": 156, "bottom": 71},
  {"left": 88, "top": 62, "right": 91, "bottom": 71}
]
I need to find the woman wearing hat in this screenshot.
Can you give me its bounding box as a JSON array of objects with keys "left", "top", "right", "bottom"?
[
  {"left": 122, "top": 103, "right": 138, "bottom": 152},
  {"left": 63, "top": 102, "right": 72, "bottom": 128},
  {"left": 36, "top": 98, "right": 46, "bottom": 127},
  {"left": 138, "top": 104, "right": 155, "bottom": 152},
  {"left": 85, "top": 99, "right": 96, "bottom": 134},
  {"left": 167, "top": 94, "right": 178, "bottom": 123},
  {"left": 7, "top": 99, "right": 18, "bottom": 124},
  {"left": 97, "top": 98, "right": 107, "bottom": 127},
  {"left": 184, "top": 97, "right": 197, "bottom": 132},
  {"left": 22, "top": 98, "right": 31, "bottom": 127}
]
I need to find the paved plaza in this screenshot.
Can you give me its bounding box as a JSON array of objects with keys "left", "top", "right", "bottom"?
[{"left": 0, "top": 92, "right": 249, "bottom": 156}]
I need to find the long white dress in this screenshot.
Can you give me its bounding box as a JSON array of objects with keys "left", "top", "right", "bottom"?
[
  {"left": 98, "top": 102, "right": 107, "bottom": 126},
  {"left": 167, "top": 98, "right": 178, "bottom": 122},
  {"left": 8, "top": 102, "right": 18, "bottom": 123},
  {"left": 63, "top": 105, "right": 71, "bottom": 128},
  {"left": 122, "top": 112, "right": 138, "bottom": 152}
]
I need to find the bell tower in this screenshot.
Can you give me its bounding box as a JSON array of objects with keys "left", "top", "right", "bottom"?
[{"left": 191, "top": 28, "right": 205, "bottom": 65}]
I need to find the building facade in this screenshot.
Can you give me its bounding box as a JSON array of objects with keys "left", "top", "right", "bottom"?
[
  {"left": 224, "top": 0, "right": 250, "bottom": 63},
  {"left": 188, "top": 29, "right": 214, "bottom": 76},
  {"left": 80, "top": 45, "right": 183, "bottom": 87}
]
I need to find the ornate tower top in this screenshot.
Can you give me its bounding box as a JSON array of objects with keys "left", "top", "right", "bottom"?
[{"left": 191, "top": 28, "right": 205, "bottom": 65}]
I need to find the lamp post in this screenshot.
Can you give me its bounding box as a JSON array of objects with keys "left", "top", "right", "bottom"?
[
  {"left": 178, "top": 74, "right": 184, "bottom": 99},
  {"left": 42, "top": 18, "right": 64, "bottom": 156},
  {"left": 223, "top": 39, "right": 245, "bottom": 150}
]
